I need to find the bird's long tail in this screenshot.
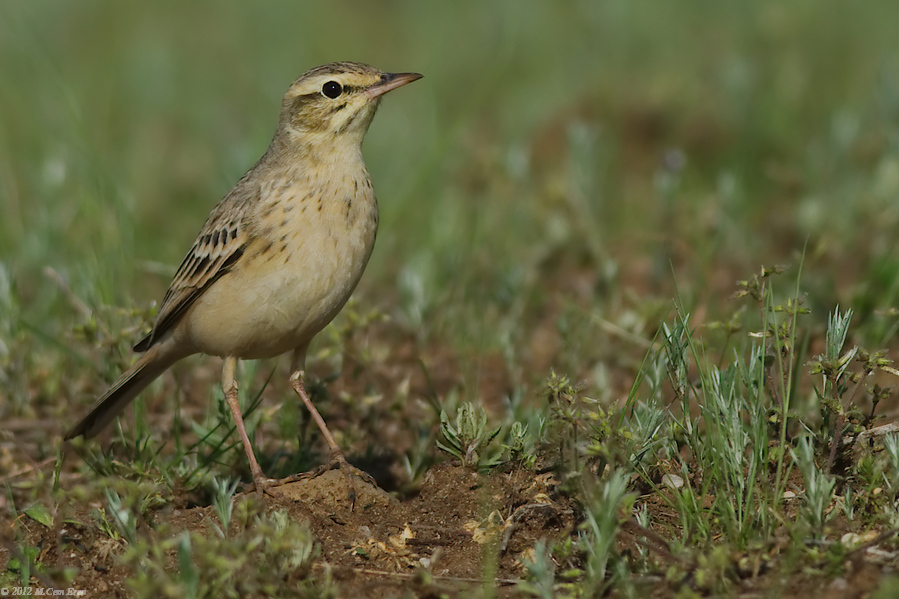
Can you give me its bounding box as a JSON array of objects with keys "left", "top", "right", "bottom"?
[{"left": 65, "top": 344, "right": 184, "bottom": 440}]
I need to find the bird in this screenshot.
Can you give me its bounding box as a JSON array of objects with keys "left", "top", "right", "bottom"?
[{"left": 65, "top": 61, "right": 422, "bottom": 496}]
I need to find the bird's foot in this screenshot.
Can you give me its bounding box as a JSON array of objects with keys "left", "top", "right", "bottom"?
[{"left": 241, "top": 473, "right": 291, "bottom": 498}]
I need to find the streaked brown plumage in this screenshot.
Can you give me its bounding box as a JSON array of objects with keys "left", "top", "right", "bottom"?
[{"left": 65, "top": 62, "right": 422, "bottom": 496}]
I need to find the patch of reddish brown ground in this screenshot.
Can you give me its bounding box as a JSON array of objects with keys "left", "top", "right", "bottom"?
[
  {"left": 9, "top": 463, "right": 578, "bottom": 598},
  {"left": 6, "top": 258, "right": 899, "bottom": 597},
  {"left": 8, "top": 456, "right": 899, "bottom": 598}
]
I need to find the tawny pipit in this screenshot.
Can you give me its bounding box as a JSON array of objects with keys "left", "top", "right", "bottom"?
[{"left": 66, "top": 62, "right": 422, "bottom": 495}]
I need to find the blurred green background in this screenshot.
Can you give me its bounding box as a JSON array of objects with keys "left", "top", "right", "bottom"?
[{"left": 3, "top": 1, "right": 899, "bottom": 421}]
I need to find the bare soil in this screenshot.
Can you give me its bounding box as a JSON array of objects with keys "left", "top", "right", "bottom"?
[
  {"left": 12, "top": 462, "right": 579, "bottom": 597},
  {"left": 9, "top": 456, "right": 898, "bottom": 598},
  {"left": 4, "top": 284, "right": 899, "bottom": 596}
]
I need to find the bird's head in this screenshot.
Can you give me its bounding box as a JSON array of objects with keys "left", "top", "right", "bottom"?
[{"left": 278, "top": 62, "right": 421, "bottom": 147}]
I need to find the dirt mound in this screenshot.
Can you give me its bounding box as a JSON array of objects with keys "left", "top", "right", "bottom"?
[{"left": 45, "top": 464, "right": 575, "bottom": 597}]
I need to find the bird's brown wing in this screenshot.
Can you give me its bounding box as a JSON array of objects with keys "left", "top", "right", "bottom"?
[{"left": 133, "top": 183, "right": 258, "bottom": 352}]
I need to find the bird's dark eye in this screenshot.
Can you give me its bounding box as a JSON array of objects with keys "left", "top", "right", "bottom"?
[{"left": 322, "top": 81, "right": 342, "bottom": 99}]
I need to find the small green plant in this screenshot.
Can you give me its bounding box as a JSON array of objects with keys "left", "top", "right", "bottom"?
[
  {"left": 210, "top": 477, "right": 240, "bottom": 539},
  {"left": 94, "top": 507, "right": 122, "bottom": 543},
  {"left": 436, "top": 401, "right": 502, "bottom": 469},
  {"left": 504, "top": 421, "right": 532, "bottom": 464},
  {"left": 104, "top": 489, "right": 138, "bottom": 545},
  {"left": 124, "top": 508, "right": 327, "bottom": 599},
  {"left": 578, "top": 469, "right": 635, "bottom": 593},
  {"left": 517, "top": 539, "right": 557, "bottom": 599},
  {"left": 1, "top": 538, "right": 40, "bottom": 588},
  {"left": 546, "top": 370, "right": 592, "bottom": 478},
  {"left": 791, "top": 436, "right": 836, "bottom": 538},
  {"left": 877, "top": 433, "right": 899, "bottom": 527},
  {"left": 808, "top": 306, "right": 897, "bottom": 473},
  {"left": 883, "top": 434, "right": 899, "bottom": 490}
]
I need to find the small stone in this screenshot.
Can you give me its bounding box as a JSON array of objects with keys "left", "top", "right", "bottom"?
[
  {"left": 829, "top": 577, "right": 848, "bottom": 591},
  {"left": 662, "top": 474, "right": 684, "bottom": 489}
]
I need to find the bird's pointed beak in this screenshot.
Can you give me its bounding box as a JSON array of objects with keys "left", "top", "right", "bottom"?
[{"left": 366, "top": 72, "right": 423, "bottom": 99}]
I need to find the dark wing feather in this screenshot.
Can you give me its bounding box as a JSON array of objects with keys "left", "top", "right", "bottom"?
[{"left": 134, "top": 183, "right": 258, "bottom": 352}]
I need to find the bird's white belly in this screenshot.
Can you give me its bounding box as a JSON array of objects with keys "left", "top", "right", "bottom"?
[{"left": 184, "top": 206, "right": 377, "bottom": 359}]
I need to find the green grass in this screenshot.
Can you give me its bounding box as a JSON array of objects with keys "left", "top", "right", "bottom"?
[{"left": 5, "top": 1, "right": 899, "bottom": 596}]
